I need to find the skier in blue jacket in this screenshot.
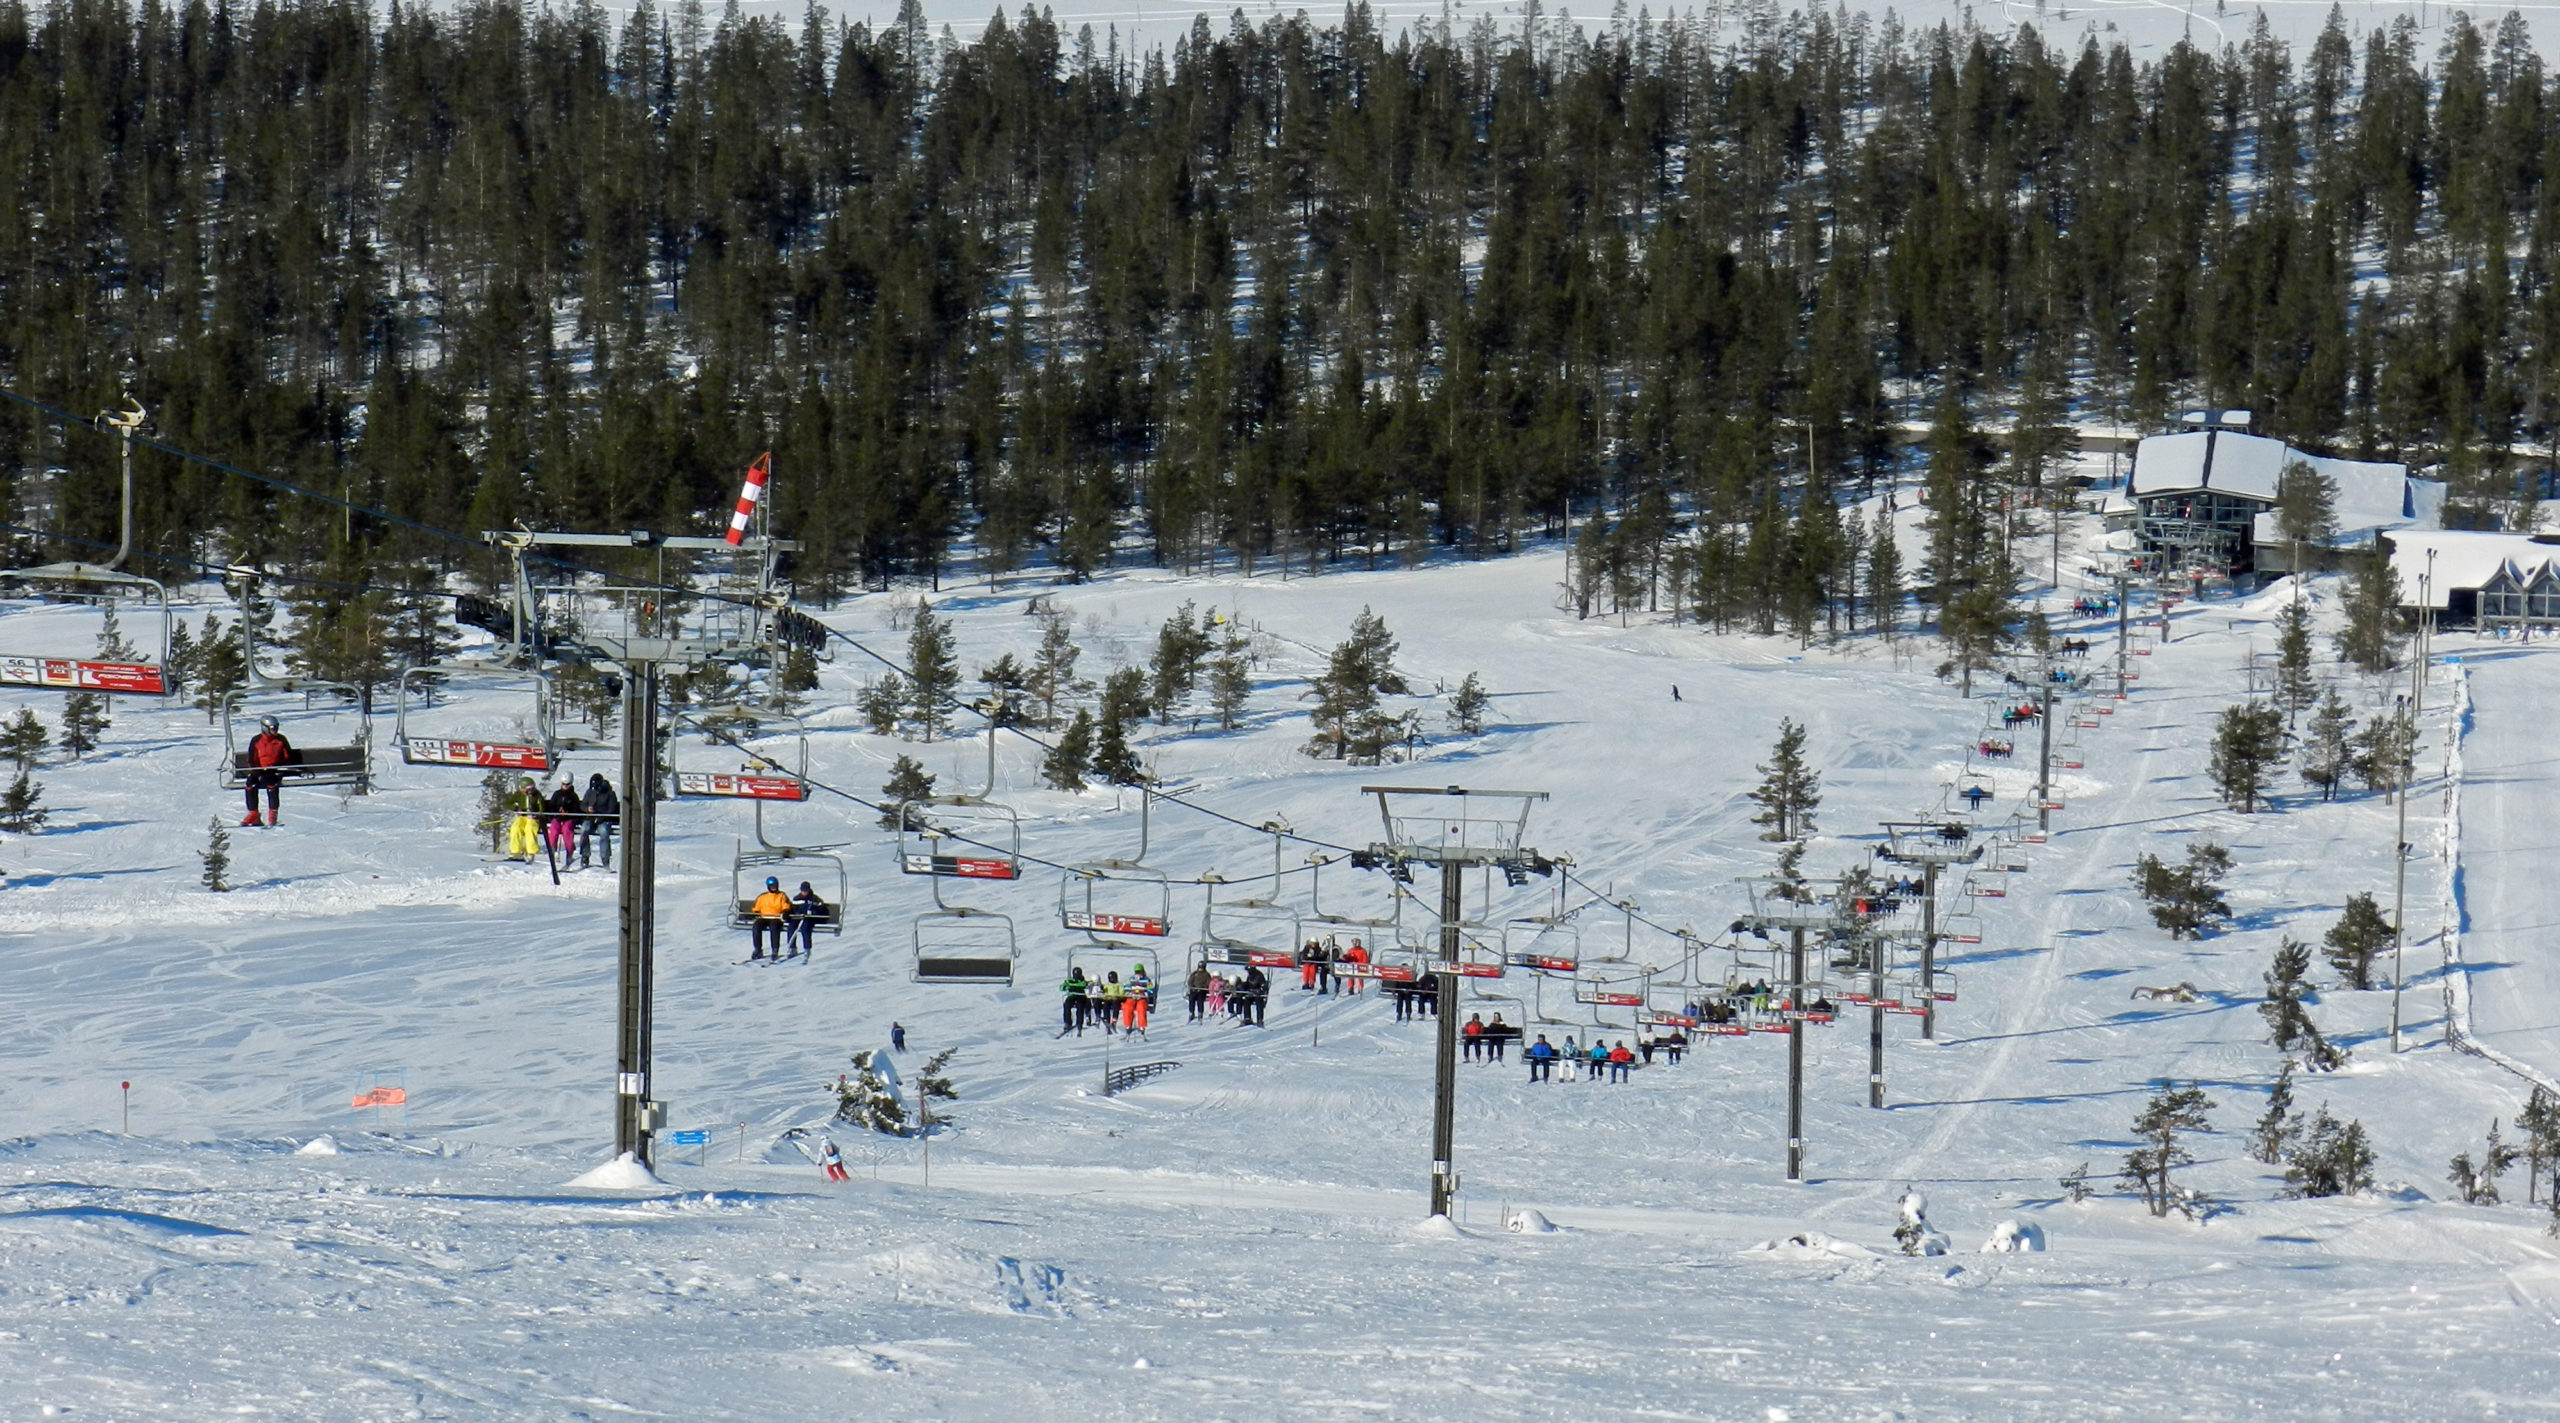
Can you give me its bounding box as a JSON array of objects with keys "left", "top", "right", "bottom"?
[{"left": 1526, "top": 1035, "right": 1558, "bottom": 1082}]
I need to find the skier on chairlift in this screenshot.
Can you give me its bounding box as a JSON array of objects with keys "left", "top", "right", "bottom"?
[
  {"left": 578, "top": 773, "right": 619, "bottom": 868},
  {"left": 242, "top": 715, "right": 294, "bottom": 827},
  {"left": 748, "top": 876, "right": 791, "bottom": 960},
  {"left": 786, "top": 880, "right": 826, "bottom": 958}
]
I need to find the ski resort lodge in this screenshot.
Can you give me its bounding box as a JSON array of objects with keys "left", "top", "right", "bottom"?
[
  {"left": 2380, "top": 528, "right": 2560, "bottom": 629},
  {"left": 2119, "top": 412, "right": 2442, "bottom": 580}
]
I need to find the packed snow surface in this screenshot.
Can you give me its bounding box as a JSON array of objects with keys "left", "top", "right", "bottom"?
[{"left": 4, "top": 541, "right": 2560, "bottom": 1418}]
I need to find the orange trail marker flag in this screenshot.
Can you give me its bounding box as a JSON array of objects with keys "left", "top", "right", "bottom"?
[{"left": 351, "top": 1086, "right": 407, "bottom": 1109}]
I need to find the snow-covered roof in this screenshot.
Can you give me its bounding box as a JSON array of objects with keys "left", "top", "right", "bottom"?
[
  {"left": 2129, "top": 430, "right": 2295, "bottom": 501},
  {"left": 2380, "top": 529, "right": 2560, "bottom": 608},
  {"left": 2250, "top": 466, "right": 2444, "bottom": 547}
]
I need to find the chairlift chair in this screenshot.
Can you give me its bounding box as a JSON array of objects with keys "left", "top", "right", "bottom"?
[
  {"left": 673, "top": 705, "right": 811, "bottom": 802},
  {"left": 393, "top": 663, "right": 557, "bottom": 772},
  {"left": 1059, "top": 789, "right": 1174, "bottom": 946},
  {"left": 1502, "top": 917, "right": 1582, "bottom": 975},
  {"left": 1939, "top": 908, "right": 1985, "bottom": 945},
  {"left": 218, "top": 569, "right": 370, "bottom": 790},
  {"left": 0, "top": 564, "right": 173, "bottom": 696},
  {"left": 913, "top": 905, "right": 1019, "bottom": 985},
  {"left": 896, "top": 797, "right": 1023, "bottom": 880},
  {"left": 730, "top": 841, "right": 847, "bottom": 937},
  {"left": 1197, "top": 878, "right": 1305, "bottom": 969}
]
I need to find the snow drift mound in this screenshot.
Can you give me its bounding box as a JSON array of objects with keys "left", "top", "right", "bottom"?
[{"left": 566, "top": 1152, "right": 666, "bottom": 1189}]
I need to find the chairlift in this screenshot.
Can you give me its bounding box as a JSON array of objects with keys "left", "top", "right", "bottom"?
[
  {"left": 0, "top": 401, "right": 173, "bottom": 698},
  {"left": 729, "top": 841, "right": 847, "bottom": 937},
  {"left": 218, "top": 569, "right": 370, "bottom": 790},
  {"left": 1964, "top": 875, "right": 2007, "bottom": 899},
  {"left": 1939, "top": 909, "right": 1985, "bottom": 945},
  {"left": 896, "top": 797, "right": 1022, "bottom": 880},
  {"left": 1502, "top": 917, "right": 1582, "bottom": 975},
  {"left": 673, "top": 705, "right": 810, "bottom": 802},
  {"left": 1060, "top": 787, "right": 1173, "bottom": 946},
  {"left": 1197, "top": 877, "right": 1304, "bottom": 967},
  {"left": 394, "top": 663, "right": 556, "bottom": 772},
  {"left": 913, "top": 905, "right": 1018, "bottom": 985},
  {"left": 1072, "top": 943, "right": 1163, "bottom": 991}
]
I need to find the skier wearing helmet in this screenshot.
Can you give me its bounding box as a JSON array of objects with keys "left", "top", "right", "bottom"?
[
  {"left": 749, "top": 876, "right": 793, "bottom": 960},
  {"left": 501, "top": 776, "right": 544, "bottom": 861},
  {"left": 242, "top": 715, "right": 295, "bottom": 827}
]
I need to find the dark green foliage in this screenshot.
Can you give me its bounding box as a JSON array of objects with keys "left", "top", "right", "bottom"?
[
  {"left": 200, "top": 816, "right": 231, "bottom": 893},
  {"left": 56, "top": 693, "right": 106, "bottom": 758},
  {"left": 1149, "top": 602, "right": 1213, "bottom": 722},
  {"left": 2250, "top": 1060, "right": 2299, "bottom": 1166},
  {"left": 1208, "top": 641, "right": 1252, "bottom": 731},
  {"left": 2274, "top": 460, "right": 2339, "bottom": 550},
  {"left": 2323, "top": 893, "right": 2394, "bottom": 990},
  {"left": 0, "top": 768, "right": 46, "bottom": 831},
  {"left": 2122, "top": 1084, "right": 2217, "bottom": 1218},
  {"left": 1043, "top": 709, "right": 1095, "bottom": 792},
  {"left": 2281, "top": 1109, "right": 2376, "bottom": 1199},
  {"left": 2133, "top": 842, "right": 2235, "bottom": 940},
  {"left": 1030, "top": 611, "right": 1083, "bottom": 729},
  {"left": 1447, "top": 672, "right": 1490, "bottom": 737},
  {"left": 977, "top": 654, "right": 1032, "bottom": 729},
  {"left": 2449, "top": 1120, "right": 2519, "bottom": 1205},
  {"left": 2336, "top": 555, "right": 2409, "bottom": 674},
  {"left": 2273, "top": 599, "right": 2318, "bottom": 727},
  {"left": 832, "top": 1051, "right": 909, "bottom": 1137},
  {"left": 2351, "top": 708, "right": 2417, "bottom": 793},
  {"left": 2210, "top": 700, "right": 2286, "bottom": 813},
  {"left": 2300, "top": 689, "right": 2356, "bottom": 800},
  {"left": 879, "top": 755, "right": 935, "bottom": 831},
  {"left": 1304, "top": 609, "right": 1411, "bottom": 763},
  {"left": 190, "top": 615, "right": 246, "bottom": 725},
  {"left": 860, "top": 674, "right": 907, "bottom": 737},
  {"left": 0, "top": 709, "right": 47, "bottom": 772},
  {"left": 1748, "top": 717, "right": 1823, "bottom": 842},
  {"left": 2261, "top": 938, "right": 2348, "bottom": 1071},
  {"left": 2519, "top": 1087, "right": 2560, "bottom": 1205},
  {"left": 905, "top": 602, "right": 959, "bottom": 743}
]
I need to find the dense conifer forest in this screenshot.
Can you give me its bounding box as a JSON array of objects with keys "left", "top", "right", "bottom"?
[{"left": 2, "top": 0, "right": 2554, "bottom": 627}]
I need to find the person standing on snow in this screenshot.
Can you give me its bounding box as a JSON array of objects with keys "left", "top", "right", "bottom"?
[
  {"left": 502, "top": 776, "right": 544, "bottom": 860},
  {"left": 242, "top": 715, "right": 294, "bottom": 827},
  {"left": 748, "top": 876, "right": 792, "bottom": 960},
  {"left": 819, "top": 1136, "right": 849, "bottom": 1182},
  {"left": 578, "top": 773, "right": 619, "bottom": 867}
]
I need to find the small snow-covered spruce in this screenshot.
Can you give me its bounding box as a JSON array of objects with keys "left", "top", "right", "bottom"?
[
  {"left": 914, "top": 1048, "right": 960, "bottom": 1136},
  {"left": 57, "top": 692, "right": 107, "bottom": 759},
  {"left": 0, "top": 708, "right": 47, "bottom": 773},
  {"left": 2298, "top": 689, "right": 2356, "bottom": 801},
  {"left": 2249, "top": 1060, "right": 2299, "bottom": 1166},
  {"left": 880, "top": 756, "right": 936, "bottom": 831},
  {"left": 0, "top": 767, "right": 47, "bottom": 832},
  {"left": 2448, "top": 1119, "right": 2519, "bottom": 1206},
  {"left": 1893, "top": 1189, "right": 1949, "bottom": 1256},
  {"left": 2280, "top": 1107, "right": 2375, "bottom": 1198},
  {"left": 1208, "top": 638, "right": 1252, "bottom": 730},
  {"left": 1748, "top": 717, "right": 1823, "bottom": 843},
  {"left": 2260, "top": 938, "right": 2348, "bottom": 1071},
  {"left": 1042, "top": 709, "right": 1095, "bottom": 792},
  {"left": 2122, "top": 1083, "right": 2216, "bottom": 1218},
  {"left": 2132, "top": 842, "right": 2234, "bottom": 940},
  {"left": 2323, "top": 893, "right": 2394, "bottom": 991},
  {"left": 201, "top": 816, "right": 232, "bottom": 892},
  {"left": 2350, "top": 707, "right": 2416, "bottom": 795},
  {"left": 2208, "top": 699, "right": 2285, "bottom": 813},
  {"left": 831, "top": 1050, "right": 910, "bottom": 1137},
  {"left": 1446, "top": 672, "right": 1490, "bottom": 736},
  {"left": 2520, "top": 1087, "right": 2560, "bottom": 1205},
  {"left": 2060, "top": 1162, "right": 2094, "bottom": 1204}
]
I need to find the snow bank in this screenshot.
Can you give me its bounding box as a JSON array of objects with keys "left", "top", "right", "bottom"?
[
  {"left": 1502, "top": 1207, "right": 1557, "bottom": 1234},
  {"left": 1413, "top": 1214, "right": 1468, "bottom": 1238},
  {"left": 566, "top": 1152, "right": 666, "bottom": 1189},
  {"left": 293, "top": 1134, "right": 339, "bottom": 1156},
  {"left": 865, "top": 1244, "right": 1074, "bottom": 1316},
  {"left": 1979, "top": 1220, "right": 2046, "bottom": 1253},
  {"left": 1742, "top": 1231, "right": 1878, "bottom": 1260}
]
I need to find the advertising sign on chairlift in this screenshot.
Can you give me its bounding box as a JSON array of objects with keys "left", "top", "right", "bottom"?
[
  {"left": 675, "top": 771, "right": 806, "bottom": 801},
  {"left": 1585, "top": 990, "right": 1644, "bottom": 1007},
  {"left": 1064, "top": 909, "right": 1167, "bottom": 937},
  {"left": 405, "top": 737, "right": 550, "bottom": 771},
  {"left": 1453, "top": 960, "right": 1505, "bottom": 978},
  {"left": 1641, "top": 1010, "right": 1700, "bottom": 1028},
  {"left": 0, "top": 656, "right": 166, "bottom": 695},
  {"left": 901, "top": 852, "right": 1019, "bottom": 879},
  {"left": 1508, "top": 954, "right": 1578, "bottom": 973}
]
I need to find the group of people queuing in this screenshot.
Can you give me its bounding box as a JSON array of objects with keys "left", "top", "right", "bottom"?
[
  {"left": 745, "top": 876, "right": 832, "bottom": 960},
  {"left": 497, "top": 773, "right": 620, "bottom": 867},
  {"left": 1060, "top": 964, "right": 1183, "bottom": 1036}
]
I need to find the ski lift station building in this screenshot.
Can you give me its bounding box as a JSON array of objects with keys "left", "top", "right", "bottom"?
[
  {"left": 2121, "top": 411, "right": 2441, "bottom": 579},
  {"left": 2379, "top": 528, "right": 2560, "bottom": 628}
]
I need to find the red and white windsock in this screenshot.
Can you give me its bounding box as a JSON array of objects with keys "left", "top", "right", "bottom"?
[{"left": 724, "top": 452, "right": 772, "bottom": 545}]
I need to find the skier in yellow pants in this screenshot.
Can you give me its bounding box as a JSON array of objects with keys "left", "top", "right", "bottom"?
[{"left": 503, "top": 776, "right": 544, "bottom": 860}]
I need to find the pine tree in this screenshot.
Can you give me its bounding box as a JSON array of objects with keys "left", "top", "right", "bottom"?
[
  {"left": 95, "top": 603, "right": 138, "bottom": 662},
  {"left": 1447, "top": 672, "right": 1490, "bottom": 736},
  {"left": 831, "top": 1050, "right": 911, "bottom": 1136},
  {"left": 1043, "top": 709, "right": 1094, "bottom": 792},
  {"left": 779, "top": 644, "right": 822, "bottom": 700},
  {"left": 2273, "top": 598, "right": 2319, "bottom": 729},
  {"left": 2121, "top": 1083, "right": 2217, "bottom": 1218},
  {"left": 1748, "top": 717, "right": 1823, "bottom": 842},
  {"left": 1304, "top": 608, "right": 1409, "bottom": 759},
  {"left": 2351, "top": 707, "right": 2417, "bottom": 794},
  {"left": 2518, "top": 1086, "right": 2560, "bottom": 1204},
  {"left": 1091, "top": 688, "right": 1146, "bottom": 787},
  {"left": 906, "top": 601, "right": 960, "bottom": 742},
  {"left": 1208, "top": 641, "right": 1252, "bottom": 731},
  {"left": 163, "top": 618, "right": 199, "bottom": 701},
  {"left": 476, "top": 768, "right": 513, "bottom": 853},
  {"left": 1936, "top": 571, "right": 2015, "bottom": 698},
  {"left": 860, "top": 674, "right": 908, "bottom": 737},
  {"left": 2274, "top": 458, "right": 2339, "bottom": 570},
  {"left": 0, "top": 768, "right": 47, "bottom": 832},
  {"left": 57, "top": 693, "right": 107, "bottom": 759},
  {"left": 915, "top": 1046, "right": 960, "bottom": 1135},
  {"left": 2209, "top": 700, "right": 2286, "bottom": 813},
  {"left": 1149, "top": 600, "right": 1212, "bottom": 721},
  {"left": 2249, "top": 1059, "right": 2299, "bottom": 1165},
  {"left": 200, "top": 816, "right": 232, "bottom": 892},
  {"left": 2448, "top": 1119, "right": 2519, "bottom": 1204},
  {"left": 192, "top": 613, "right": 246, "bottom": 725},
  {"left": 978, "top": 654, "right": 1033, "bottom": 727},
  {"left": 1866, "top": 524, "right": 1904, "bottom": 639},
  {"left": 2261, "top": 937, "right": 2347, "bottom": 1070},
  {"left": 0, "top": 709, "right": 47, "bottom": 773},
  {"left": 880, "top": 755, "right": 937, "bottom": 830},
  {"left": 2335, "top": 552, "right": 2407, "bottom": 674},
  {"left": 2300, "top": 689, "right": 2356, "bottom": 800},
  {"left": 1030, "top": 608, "right": 1082, "bottom": 727},
  {"left": 2323, "top": 892, "right": 2393, "bottom": 990},
  {"left": 2133, "top": 843, "right": 2236, "bottom": 940},
  {"left": 2281, "top": 1108, "right": 2375, "bottom": 1198}
]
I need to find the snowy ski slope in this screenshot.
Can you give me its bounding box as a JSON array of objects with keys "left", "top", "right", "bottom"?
[{"left": 3, "top": 541, "right": 2559, "bottom": 1419}]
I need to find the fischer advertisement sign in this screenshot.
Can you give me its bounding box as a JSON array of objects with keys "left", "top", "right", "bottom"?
[
  {"left": 0, "top": 656, "right": 165, "bottom": 695},
  {"left": 404, "top": 738, "right": 549, "bottom": 771},
  {"left": 1064, "top": 910, "right": 1168, "bottom": 937},
  {"left": 674, "top": 771, "right": 807, "bottom": 801}
]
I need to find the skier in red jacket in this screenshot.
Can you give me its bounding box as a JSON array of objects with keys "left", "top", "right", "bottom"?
[{"left": 243, "top": 716, "right": 294, "bottom": 827}]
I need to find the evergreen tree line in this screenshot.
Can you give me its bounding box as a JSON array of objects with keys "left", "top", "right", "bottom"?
[{"left": 13, "top": 0, "right": 2560, "bottom": 611}]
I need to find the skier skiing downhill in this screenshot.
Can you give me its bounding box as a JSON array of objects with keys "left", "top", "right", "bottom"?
[
  {"left": 241, "top": 715, "right": 293, "bottom": 827},
  {"left": 820, "top": 1137, "right": 849, "bottom": 1182}
]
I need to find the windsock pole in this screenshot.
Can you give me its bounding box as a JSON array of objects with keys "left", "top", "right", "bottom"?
[{"left": 725, "top": 453, "right": 772, "bottom": 546}]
